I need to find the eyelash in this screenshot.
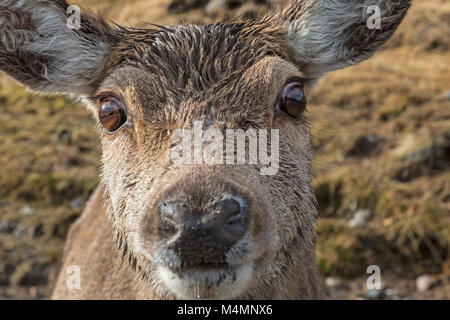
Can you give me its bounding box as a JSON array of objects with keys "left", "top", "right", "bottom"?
[{"left": 92, "top": 91, "right": 122, "bottom": 105}]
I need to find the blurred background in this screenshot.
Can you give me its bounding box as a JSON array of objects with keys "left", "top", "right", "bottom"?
[{"left": 0, "top": 0, "right": 449, "bottom": 299}]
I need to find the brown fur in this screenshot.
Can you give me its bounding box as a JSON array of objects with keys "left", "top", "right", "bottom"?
[{"left": 0, "top": 0, "right": 411, "bottom": 299}]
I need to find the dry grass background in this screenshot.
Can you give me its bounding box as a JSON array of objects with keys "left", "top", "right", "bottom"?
[{"left": 0, "top": 0, "right": 449, "bottom": 299}]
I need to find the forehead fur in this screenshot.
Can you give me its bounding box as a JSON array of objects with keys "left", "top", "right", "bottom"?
[{"left": 107, "top": 21, "right": 290, "bottom": 96}]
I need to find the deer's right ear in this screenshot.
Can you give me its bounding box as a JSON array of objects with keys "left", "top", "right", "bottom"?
[{"left": 0, "top": 0, "right": 117, "bottom": 95}]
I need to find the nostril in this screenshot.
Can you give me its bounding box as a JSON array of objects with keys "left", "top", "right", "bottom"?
[
  {"left": 158, "top": 200, "right": 190, "bottom": 239},
  {"left": 160, "top": 218, "right": 178, "bottom": 238},
  {"left": 214, "top": 197, "right": 249, "bottom": 237},
  {"left": 226, "top": 214, "right": 243, "bottom": 226},
  {"left": 214, "top": 198, "right": 241, "bottom": 217}
]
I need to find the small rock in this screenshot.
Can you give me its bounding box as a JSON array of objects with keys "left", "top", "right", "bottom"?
[
  {"left": 13, "top": 225, "right": 23, "bottom": 237},
  {"left": 365, "top": 289, "right": 383, "bottom": 299},
  {"left": 348, "top": 209, "right": 372, "bottom": 228},
  {"left": 70, "top": 198, "right": 84, "bottom": 209},
  {"left": 20, "top": 206, "right": 35, "bottom": 216},
  {"left": 205, "top": 0, "right": 226, "bottom": 16},
  {"left": 384, "top": 288, "right": 396, "bottom": 298},
  {"left": 325, "top": 277, "right": 341, "bottom": 288},
  {"left": 416, "top": 274, "right": 434, "bottom": 292},
  {"left": 443, "top": 90, "right": 450, "bottom": 101},
  {"left": 0, "top": 221, "right": 16, "bottom": 234},
  {"left": 29, "top": 286, "right": 38, "bottom": 299},
  {"left": 57, "top": 129, "right": 71, "bottom": 143},
  {"left": 330, "top": 290, "right": 341, "bottom": 299}
]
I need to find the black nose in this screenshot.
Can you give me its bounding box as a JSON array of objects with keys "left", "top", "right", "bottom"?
[{"left": 158, "top": 195, "right": 249, "bottom": 268}]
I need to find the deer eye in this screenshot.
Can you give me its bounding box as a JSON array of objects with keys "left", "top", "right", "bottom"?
[
  {"left": 279, "top": 81, "right": 307, "bottom": 118},
  {"left": 98, "top": 97, "right": 127, "bottom": 133}
]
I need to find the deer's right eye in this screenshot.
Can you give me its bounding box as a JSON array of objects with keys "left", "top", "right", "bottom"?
[{"left": 98, "top": 97, "right": 127, "bottom": 133}]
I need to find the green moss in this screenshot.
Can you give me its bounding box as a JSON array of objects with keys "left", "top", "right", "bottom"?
[{"left": 316, "top": 220, "right": 367, "bottom": 277}]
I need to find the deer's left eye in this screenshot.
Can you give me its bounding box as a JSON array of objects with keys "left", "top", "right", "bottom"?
[
  {"left": 279, "top": 81, "right": 307, "bottom": 118},
  {"left": 98, "top": 97, "right": 127, "bottom": 133}
]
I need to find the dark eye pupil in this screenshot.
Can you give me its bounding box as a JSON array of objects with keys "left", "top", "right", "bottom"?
[
  {"left": 281, "top": 82, "right": 307, "bottom": 118},
  {"left": 98, "top": 98, "right": 127, "bottom": 132}
]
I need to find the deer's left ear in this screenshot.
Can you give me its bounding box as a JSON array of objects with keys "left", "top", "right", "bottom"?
[
  {"left": 268, "top": 0, "right": 411, "bottom": 77},
  {"left": 0, "top": 0, "right": 118, "bottom": 95}
]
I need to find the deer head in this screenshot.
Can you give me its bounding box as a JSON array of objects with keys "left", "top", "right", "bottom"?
[{"left": 0, "top": 0, "right": 410, "bottom": 299}]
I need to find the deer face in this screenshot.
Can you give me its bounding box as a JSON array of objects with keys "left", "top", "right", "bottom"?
[
  {"left": 93, "top": 26, "right": 319, "bottom": 298},
  {"left": 0, "top": 0, "right": 410, "bottom": 299},
  {"left": 94, "top": 28, "right": 315, "bottom": 298}
]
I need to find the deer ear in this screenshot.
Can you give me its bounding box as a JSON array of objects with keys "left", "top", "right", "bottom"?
[
  {"left": 270, "top": 0, "right": 411, "bottom": 77},
  {"left": 0, "top": 0, "right": 117, "bottom": 95}
]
